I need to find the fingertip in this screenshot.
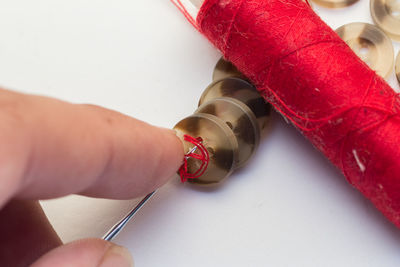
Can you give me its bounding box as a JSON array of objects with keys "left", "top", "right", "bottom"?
[
  {"left": 100, "top": 244, "right": 134, "bottom": 267},
  {"left": 150, "top": 127, "right": 184, "bottom": 187},
  {"left": 81, "top": 115, "right": 185, "bottom": 199},
  {"left": 31, "top": 238, "right": 134, "bottom": 267},
  {"left": 123, "top": 124, "right": 184, "bottom": 195}
]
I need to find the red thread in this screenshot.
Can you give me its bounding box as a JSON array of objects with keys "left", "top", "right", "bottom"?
[
  {"left": 178, "top": 134, "right": 210, "bottom": 183},
  {"left": 304, "top": 0, "right": 312, "bottom": 8},
  {"left": 170, "top": 0, "right": 200, "bottom": 31},
  {"left": 192, "top": 0, "right": 400, "bottom": 227}
]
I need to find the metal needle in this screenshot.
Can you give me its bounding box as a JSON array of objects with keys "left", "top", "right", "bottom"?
[
  {"left": 102, "top": 144, "right": 199, "bottom": 241},
  {"left": 103, "top": 191, "right": 157, "bottom": 241}
]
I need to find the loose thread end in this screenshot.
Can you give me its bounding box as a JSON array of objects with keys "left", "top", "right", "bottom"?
[{"left": 170, "top": 0, "right": 201, "bottom": 31}]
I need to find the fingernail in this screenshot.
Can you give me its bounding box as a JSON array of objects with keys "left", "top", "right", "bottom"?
[
  {"left": 100, "top": 245, "right": 134, "bottom": 267},
  {"left": 157, "top": 127, "right": 184, "bottom": 149}
]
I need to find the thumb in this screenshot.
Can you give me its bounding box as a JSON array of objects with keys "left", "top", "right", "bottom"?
[{"left": 31, "top": 238, "right": 133, "bottom": 267}]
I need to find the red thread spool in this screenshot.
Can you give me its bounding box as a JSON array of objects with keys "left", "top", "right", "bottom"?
[{"left": 193, "top": 0, "right": 400, "bottom": 227}]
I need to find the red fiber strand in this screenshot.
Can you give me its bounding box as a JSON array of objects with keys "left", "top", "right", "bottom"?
[
  {"left": 170, "top": 0, "right": 199, "bottom": 31},
  {"left": 191, "top": 0, "right": 400, "bottom": 227},
  {"left": 178, "top": 135, "right": 210, "bottom": 183}
]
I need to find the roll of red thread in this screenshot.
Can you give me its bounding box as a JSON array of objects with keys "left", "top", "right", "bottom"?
[{"left": 175, "top": 0, "right": 400, "bottom": 228}]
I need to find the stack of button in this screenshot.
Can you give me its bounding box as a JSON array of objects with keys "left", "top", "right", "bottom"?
[{"left": 174, "top": 58, "right": 272, "bottom": 185}]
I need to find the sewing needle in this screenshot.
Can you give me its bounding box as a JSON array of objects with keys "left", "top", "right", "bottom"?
[
  {"left": 102, "top": 191, "right": 156, "bottom": 241},
  {"left": 102, "top": 143, "right": 198, "bottom": 241}
]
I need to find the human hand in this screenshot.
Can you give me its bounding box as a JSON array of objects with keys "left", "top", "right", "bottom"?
[{"left": 0, "top": 88, "right": 184, "bottom": 266}]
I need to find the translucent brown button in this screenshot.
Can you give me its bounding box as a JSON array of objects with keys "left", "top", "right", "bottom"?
[
  {"left": 336, "top": 22, "right": 394, "bottom": 78},
  {"left": 199, "top": 77, "right": 272, "bottom": 130},
  {"left": 212, "top": 57, "right": 247, "bottom": 81},
  {"left": 196, "top": 97, "right": 260, "bottom": 168},
  {"left": 174, "top": 113, "right": 239, "bottom": 185},
  {"left": 310, "top": 0, "right": 359, "bottom": 8},
  {"left": 371, "top": 0, "right": 400, "bottom": 41},
  {"left": 396, "top": 51, "right": 400, "bottom": 85}
]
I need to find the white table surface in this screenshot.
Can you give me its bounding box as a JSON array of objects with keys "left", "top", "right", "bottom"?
[{"left": 1, "top": 0, "right": 400, "bottom": 266}]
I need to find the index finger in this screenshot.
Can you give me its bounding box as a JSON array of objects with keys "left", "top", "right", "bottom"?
[{"left": 0, "top": 89, "right": 183, "bottom": 207}]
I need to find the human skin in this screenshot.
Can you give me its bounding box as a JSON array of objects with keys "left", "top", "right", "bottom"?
[{"left": 0, "top": 88, "right": 184, "bottom": 266}]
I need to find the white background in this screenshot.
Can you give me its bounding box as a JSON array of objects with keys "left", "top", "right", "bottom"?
[{"left": 0, "top": 0, "right": 400, "bottom": 266}]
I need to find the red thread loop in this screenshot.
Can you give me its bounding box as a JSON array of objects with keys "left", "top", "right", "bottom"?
[{"left": 178, "top": 135, "right": 210, "bottom": 183}]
